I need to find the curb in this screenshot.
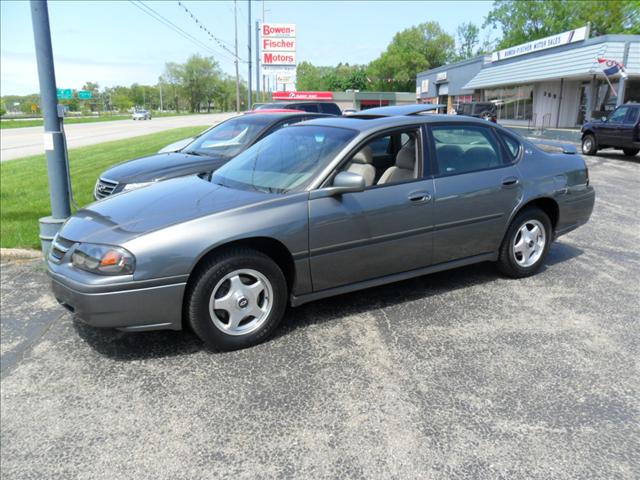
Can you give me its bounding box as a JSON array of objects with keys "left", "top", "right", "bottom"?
[{"left": 1, "top": 248, "right": 42, "bottom": 261}]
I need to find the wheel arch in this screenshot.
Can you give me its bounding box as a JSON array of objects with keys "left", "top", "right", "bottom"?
[
  {"left": 511, "top": 197, "right": 560, "bottom": 233},
  {"left": 188, "top": 236, "right": 296, "bottom": 291}
]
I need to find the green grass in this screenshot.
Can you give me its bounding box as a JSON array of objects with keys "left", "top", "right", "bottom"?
[
  {"left": 0, "top": 125, "right": 208, "bottom": 249},
  {"left": 0, "top": 111, "right": 218, "bottom": 129}
]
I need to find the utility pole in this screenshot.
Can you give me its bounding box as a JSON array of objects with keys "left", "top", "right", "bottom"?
[
  {"left": 159, "top": 81, "right": 163, "bottom": 112},
  {"left": 234, "top": 1, "right": 240, "bottom": 112},
  {"left": 247, "top": 0, "right": 252, "bottom": 110},
  {"left": 255, "top": 20, "right": 260, "bottom": 102},
  {"left": 30, "top": 0, "right": 71, "bottom": 256}
]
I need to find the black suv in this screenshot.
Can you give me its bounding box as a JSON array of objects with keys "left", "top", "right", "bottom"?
[
  {"left": 581, "top": 103, "right": 640, "bottom": 157},
  {"left": 457, "top": 102, "right": 497, "bottom": 123},
  {"left": 254, "top": 101, "right": 342, "bottom": 115}
]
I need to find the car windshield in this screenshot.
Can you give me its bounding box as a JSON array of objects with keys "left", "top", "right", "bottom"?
[
  {"left": 183, "top": 116, "right": 273, "bottom": 158},
  {"left": 212, "top": 125, "right": 356, "bottom": 194}
]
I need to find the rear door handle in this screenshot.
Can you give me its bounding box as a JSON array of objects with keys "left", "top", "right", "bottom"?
[
  {"left": 502, "top": 176, "right": 520, "bottom": 188},
  {"left": 408, "top": 191, "right": 431, "bottom": 203}
]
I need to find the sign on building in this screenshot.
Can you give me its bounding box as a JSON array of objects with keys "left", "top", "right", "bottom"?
[
  {"left": 491, "top": 25, "right": 589, "bottom": 62},
  {"left": 272, "top": 91, "right": 333, "bottom": 101}
]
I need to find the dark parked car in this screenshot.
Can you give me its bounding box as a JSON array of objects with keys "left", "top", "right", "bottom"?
[
  {"left": 581, "top": 103, "right": 640, "bottom": 157},
  {"left": 253, "top": 101, "right": 342, "bottom": 115},
  {"left": 94, "top": 112, "right": 327, "bottom": 199},
  {"left": 50, "top": 107, "right": 595, "bottom": 351},
  {"left": 457, "top": 102, "right": 498, "bottom": 123}
]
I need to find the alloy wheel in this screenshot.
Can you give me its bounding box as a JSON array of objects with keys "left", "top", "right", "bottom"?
[
  {"left": 208, "top": 269, "right": 273, "bottom": 336},
  {"left": 512, "top": 219, "right": 546, "bottom": 267}
]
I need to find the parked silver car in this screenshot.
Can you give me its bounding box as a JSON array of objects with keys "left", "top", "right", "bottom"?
[{"left": 48, "top": 105, "right": 595, "bottom": 351}]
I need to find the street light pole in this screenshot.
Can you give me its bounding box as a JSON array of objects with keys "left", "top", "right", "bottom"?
[
  {"left": 234, "top": 1, "right": 240, "bottom": 112},
  {"left": 255, "top": 20, "right": 260, "bottom": 102},
  {"left": 30, "top": 0, "right": 71, "bottom": 256},
  {"left": 247, "top": 0, "right": 252, "bottom": 109}
]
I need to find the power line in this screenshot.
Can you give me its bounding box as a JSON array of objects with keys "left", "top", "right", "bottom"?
[
  {"left": 177, "top": 1, "right": 246, "bottom": 62},
  {"left": 128, "top": 0, "right": 236, "bottom": 64}
]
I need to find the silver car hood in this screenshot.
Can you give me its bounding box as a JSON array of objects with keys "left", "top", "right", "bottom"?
[{"left": 59, "top": 176, "right": 272, "bottom": 245}]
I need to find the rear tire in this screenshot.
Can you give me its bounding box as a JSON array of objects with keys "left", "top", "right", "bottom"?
[
  {"left": 185, "top": 248, "right": 288, "bottom": 351},
  {"left": 622, "top": 148, "right": 639, "bottom": 157},
  {"left": 581, "top": 134, "right": 598, "bottom": 155},
  {"left": 497, "top": 207, "right": 552, "bottom": 278}
]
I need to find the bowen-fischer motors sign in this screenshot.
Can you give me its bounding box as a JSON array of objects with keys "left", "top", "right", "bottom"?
[
  {"left": 261, "top": 23, "right": 296, "bottom": 67},
  {"left": 491, "top": 25, "right": 589, "bottom": 62}
]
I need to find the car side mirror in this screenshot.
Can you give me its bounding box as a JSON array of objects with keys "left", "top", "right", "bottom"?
[{"left": 309, "top": 171, "right": 365, "bottom": 199}]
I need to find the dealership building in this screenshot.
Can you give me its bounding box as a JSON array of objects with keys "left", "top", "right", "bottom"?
[{"left": 416, "top": 27, "right": 640, "bottom": 128}]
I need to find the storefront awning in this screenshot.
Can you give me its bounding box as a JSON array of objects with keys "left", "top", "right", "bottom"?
[{"left": 464, "top": 41, "right": 627, "bottom": 89}]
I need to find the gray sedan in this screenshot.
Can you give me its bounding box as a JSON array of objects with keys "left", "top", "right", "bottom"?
[{"left": 48, "top": 108, "right": 595, "bottom": 351}]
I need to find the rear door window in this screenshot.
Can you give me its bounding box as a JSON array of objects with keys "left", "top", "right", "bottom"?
[
  {"left": 498, "top": 132, "right": 521, "bottom": 162},
  {"left": 320, "top": 103, "right": 341, "bottom": 115},
  {"left": 431, "top": 125, "right": 504, "bottom": 175}
]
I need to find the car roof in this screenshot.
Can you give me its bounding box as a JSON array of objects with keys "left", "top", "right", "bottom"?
[
  {"left": 297, "top": 112, "right": 499, "bottom": 134},
  {"left": 234, "top": 111, "right": 329, "bottom": 122}
]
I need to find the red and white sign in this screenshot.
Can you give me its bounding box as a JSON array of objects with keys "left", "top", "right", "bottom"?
[
  {"left": 262, "top": 23, "right": 296, "bottom": 38},
  {"left": 272, "top": 91, "right": 333, "bottom": 101},
  {"left": 263, "top": 38, "right": 296, "bottom": 52},
  {"left": 262, "top": 52, "right": 296, "bottom": 66}
]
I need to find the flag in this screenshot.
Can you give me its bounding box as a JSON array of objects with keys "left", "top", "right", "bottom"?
[{"left": 597, "top": 58, "right": 628, "bottom": 78}]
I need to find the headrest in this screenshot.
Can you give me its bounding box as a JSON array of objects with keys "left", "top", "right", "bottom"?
[
  {"left": 396, "top": 141, "right": 415, "bottom": 170},
  {"left": 351, "top": 145, "right": 373, "bottom": 164}
]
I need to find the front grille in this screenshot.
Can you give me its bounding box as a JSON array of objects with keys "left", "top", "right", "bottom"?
[
  {"left": 94, "top": 177, "right": 119, "bottom": 199},
  {"left": 50, "top": 236, "right": 75, "bottom": 263}
]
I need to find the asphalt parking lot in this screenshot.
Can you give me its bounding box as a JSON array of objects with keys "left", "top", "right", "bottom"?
[{"left": 1, "top": 153, "right": 639, "bottom": 479}]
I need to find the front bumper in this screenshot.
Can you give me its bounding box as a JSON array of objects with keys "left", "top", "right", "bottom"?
[{"left": 50, "top": 273, "right": 186, "bottom": 332}]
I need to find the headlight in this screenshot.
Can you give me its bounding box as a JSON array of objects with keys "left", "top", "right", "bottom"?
[
  {"left": 122, "top": 182, "right": 153, "bottom": 192},
  {"left": 71, "top": 244, "right": 135, "bottom": 275}
]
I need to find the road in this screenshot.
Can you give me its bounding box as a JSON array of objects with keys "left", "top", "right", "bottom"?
[
  {"left": 1, "top": 154, "right": 639, "bottom": 479},
  {"left": 0, "top": 113, "right": 235, "bottom": 162}
]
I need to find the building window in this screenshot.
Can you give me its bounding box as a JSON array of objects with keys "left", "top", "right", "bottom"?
[{"left": 484, "top": 85, "right": 533, "bottom": 121}]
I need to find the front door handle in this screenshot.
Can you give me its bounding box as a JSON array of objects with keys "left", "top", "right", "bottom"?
[
  {"left": 502, "top": 176, "right": 520, "bottom": 188},
  {"left": 408, "top": 191, "right": 431, "bottom": 203}
]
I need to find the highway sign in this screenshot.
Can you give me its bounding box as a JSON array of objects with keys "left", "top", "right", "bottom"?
[
  {"left": 56, "top": 88, "right": 73, "bottom": 100},
  {"left": 78, "top": 90, "right": 93, "bottom": 100}
]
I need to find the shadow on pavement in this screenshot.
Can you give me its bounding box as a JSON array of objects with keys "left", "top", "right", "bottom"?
[{"left": 74, "top": 242, "right": 583, "bottom": 359}]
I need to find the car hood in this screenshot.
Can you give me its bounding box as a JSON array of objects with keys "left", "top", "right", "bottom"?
[
  {"left": 100, "top": 152, "right": 229, "bottom": 183},
  {"left": 59, "top": 176, "right": 273, "bottom": 245}
]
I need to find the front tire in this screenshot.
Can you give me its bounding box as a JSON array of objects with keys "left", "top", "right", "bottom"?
[
  {"left": 622, "top": 148, "right": 639, "bottom": 157},
  {"left": 582, "top": 134, "right": 598, "bottom": 155},
  {"left": 497, "top": 208, "right": 552, "bottom": 278},
  {"left": 186, "top": 248, "right": 288, "bottom": 351}
]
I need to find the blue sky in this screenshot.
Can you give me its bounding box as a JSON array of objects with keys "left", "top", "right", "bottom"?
[{"left": 1, "top": 0, "right": 498, "bottom": 95}]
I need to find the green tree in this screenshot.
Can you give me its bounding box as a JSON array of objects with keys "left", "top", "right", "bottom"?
[
  {"left": 485, "top": 0, "right": 640, "bottom": 49},
  {"left": 456, "top": 22, "right": 481, "bottom": 60},
  {"left": 180, "top": 54, "right": 222, "bottom": 112},
  {"left": 367, "top": 22, "right": 455, "bottom": 91}
]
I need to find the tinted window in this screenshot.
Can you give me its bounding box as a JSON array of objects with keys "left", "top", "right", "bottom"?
[
  {"left": 320, "top": 103, "right": 341, "bottom": 115},
  {"left": 432, "top": 125, "right": 503, "bottom": 175},
  {"left": 626, "top": 107, "right": 639, "bottom": 124},
  {"left": 608, "top": 106, "right": 629, "bottom": 123},
  {"left": 212, "top": 126, "right": 356, "bottom": 193},
  {"left": 294, "top": 103, "right": 319, "bottom": 113},
  {"left": 499, "top": 132, "right": 521, "bottom": 161}
]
